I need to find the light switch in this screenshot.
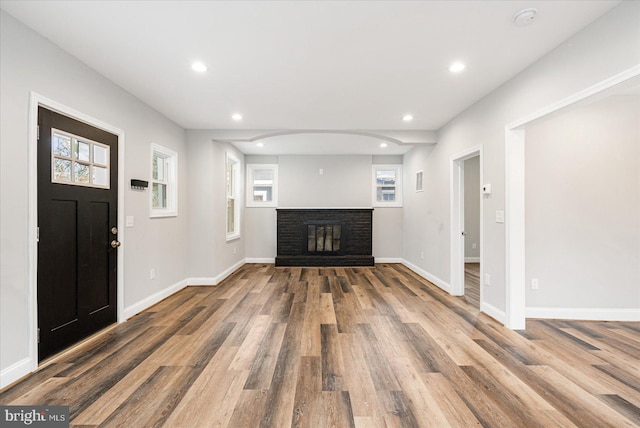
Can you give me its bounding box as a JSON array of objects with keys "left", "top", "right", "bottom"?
[
  {"left": 126, "top": 215, "right": 135, "bottom": 228},
  {"left": 496, "top": 211, "right": 504, "bottom": 223}
]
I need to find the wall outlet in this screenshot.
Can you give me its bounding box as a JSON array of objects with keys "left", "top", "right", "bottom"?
[
  {"left": 531, "top": 278, "right": 539, "bottom": 290},
  {"left": 319, "top": 168, "right": 324, "bottom": 175},
  {"left": 484, "top": 273, "right": 491, "bottom": 286},
  {"left": 472, "top": 243, "right": 477, "bottom": 249},
  {"left": 420, "top": 251, "right": 424, "bottom": 260},
  {"left": 150, "top": 269, "right": 156, "bottom": 280}
]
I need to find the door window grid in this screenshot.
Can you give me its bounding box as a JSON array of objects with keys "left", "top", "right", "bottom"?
[{"left": 51, "top": 129, "right": 110, "bottom": 188}]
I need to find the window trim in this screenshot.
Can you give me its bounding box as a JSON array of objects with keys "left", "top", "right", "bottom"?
[
  {"left": 246, "top": 164, "right": 278, "bottom": 207},
  {"left": 150, "top": 143, "right": 178, "bottom": 218},
  {"left": 372, "top": 164, "right": 403, "bottom": 207},
  {"left": 226, "top": 151, "right": 241, "bottom": 241}
]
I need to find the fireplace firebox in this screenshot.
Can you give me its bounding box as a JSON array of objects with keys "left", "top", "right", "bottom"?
[{"left": 276, "top": 208, "right": 374, "bottom": 266}]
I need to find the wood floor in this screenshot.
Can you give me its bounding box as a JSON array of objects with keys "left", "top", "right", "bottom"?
[
  {"left": 464, "top": 262, "right": 480, "bottom": 309},
  {"left": 1, "top": 263, "right": 639, "bottom": 427}
]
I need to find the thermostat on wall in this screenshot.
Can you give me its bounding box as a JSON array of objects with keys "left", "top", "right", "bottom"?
[{"left": 482, "top": 184, "right": 492, "bottom": 195}]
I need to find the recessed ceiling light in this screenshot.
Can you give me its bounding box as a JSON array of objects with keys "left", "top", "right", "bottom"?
[
  {"left": 232, "top": 113, "right": 243, "bottom": 121},
  {"left": 402, "top": 114, "right": 413, "bottom": 122},
  {"left": 380, "top": 143, "right": 388, "bottom": 148},
  {"left": 449, "top": 62, "right": 465, "bottom": 73},
  {"left": 513, "top": 8, "right": 537, "bottom": 27},
  {"left": 191, "top": 62, "right": 207, "bottom": 72},
  {"left": 256, "top": 142, "right": 264, "bottom": 147}
]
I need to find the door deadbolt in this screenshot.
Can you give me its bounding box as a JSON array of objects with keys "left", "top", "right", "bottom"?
[
  {"left": 111, "top": 227, "right": 118, "bottom": 235},
  {"left": 111, "top": 240, "right": 121, "bottom": 248}
]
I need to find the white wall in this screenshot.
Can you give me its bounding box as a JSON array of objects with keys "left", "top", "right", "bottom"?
[
  {"left": 185, "top": 130, "right": 245, "bottom": 279},
  {"left": 525, "top": 95, "right": 639, "bottom": 310},
  {"left": 402, "top": 1, "right": 640, "bottom": 319},
  {"left": 0, "top": 10, "right": 188, "bottom": 386},
  {"left": 464, "top": 156, "right": 480, "bottom": 259}
]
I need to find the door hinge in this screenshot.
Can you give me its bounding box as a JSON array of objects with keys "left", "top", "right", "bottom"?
[
  {"left": 37, "top": 328, "right": 40, "bottom": 344},
  {"left": 36, "top": 227, "right": 40, "bottom": 242},
  {"left": 37, "top": 125, "right": 40, "bottom": 141}
]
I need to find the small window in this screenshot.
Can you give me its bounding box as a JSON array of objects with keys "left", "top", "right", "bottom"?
[
  {"left": 246, "top": 164, "right": 278, "bottom": 207},
  {"left": 150, "top": 144, "right": 177, "bottom": 217},
  {"left": 226, "top": 152, "right": 240, "bottom": 240},
  {"left": 372, "top": 165, "right": 403, "bottom": 207},
  {"left": 51, "top": 129, "right": 110, "bottom": 188}
]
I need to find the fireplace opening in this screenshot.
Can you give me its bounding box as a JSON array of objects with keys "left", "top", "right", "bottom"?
[{"left": 307, "top": 224, "right": 341, "bottom": 253}]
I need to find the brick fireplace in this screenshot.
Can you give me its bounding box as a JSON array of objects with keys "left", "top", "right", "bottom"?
[{"left": 276, "top": 208, "right": 374, "bottom": 266}]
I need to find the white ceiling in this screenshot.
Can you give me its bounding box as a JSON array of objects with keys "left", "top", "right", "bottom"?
[{"left": 0, "top": 0, "right": 621, "bottom": 155}]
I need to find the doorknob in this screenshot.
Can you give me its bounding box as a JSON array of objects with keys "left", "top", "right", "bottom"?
[{"left": 110, "top": 240, "right": 121, "bottom": 248}]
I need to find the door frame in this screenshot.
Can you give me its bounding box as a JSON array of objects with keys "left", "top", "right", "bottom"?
[
  {"left": 450, "top": 145, "right": 483, "bottom": 299},
  {"left": 504, "top": 65, "right": 640, "bottom": 330},
  {"left": 27, "top": 92, "right": 125, "bottom": 371}
]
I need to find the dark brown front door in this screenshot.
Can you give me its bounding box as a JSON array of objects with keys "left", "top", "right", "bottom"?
[{"left": 37, "top": 107, "right": 118, "bottom": 361}]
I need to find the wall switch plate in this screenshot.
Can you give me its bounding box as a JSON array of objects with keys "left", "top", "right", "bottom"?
[
  {"left": 484, "top": 273, "right": 491, "bottom": 286},
  {"left": 496, "top": 211, "right": 505, "bottom": 223},
  {"left": 472, "top": 243, "right": 477, "bottom": 249},
  {"left": 126, "top": 216, "right": 134, "bottom": 228},
  {"left": 531, "top": 278, "right": 539, "bottom": 290},
  {"left": 319, "top": 168, "right": 324, "bottom": 175}
]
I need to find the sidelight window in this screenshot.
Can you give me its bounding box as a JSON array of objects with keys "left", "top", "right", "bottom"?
[{"left": 51, "top": 129, "right": 110, "bottom": 188}]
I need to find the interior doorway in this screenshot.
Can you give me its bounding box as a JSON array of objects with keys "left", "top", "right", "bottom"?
[
  {"left": 462, "top": 155, "right": 481, "bottom": 308},
  {"left": 450, "top": 146, "right": 483, "bottom": 306}
]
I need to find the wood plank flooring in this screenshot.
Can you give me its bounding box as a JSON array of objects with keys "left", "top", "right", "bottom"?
[
  {"left": 1, "top": 263, "right": 639, "bottom": 427},
  {"left": 464, "top": 262, "right": 480, "bottom": 309}
]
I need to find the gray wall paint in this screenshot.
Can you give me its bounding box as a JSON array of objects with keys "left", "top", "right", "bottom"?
[
  {"left": 244, "top": 154, "right": 403, "bottom": 259},
  {"left": 464, "top": 156, "right": 480, "bottom": 259},
  {"left": 525, "top": 95, "right": 639, "bottom": 309},
  {"left": 1, "top": 10, "right": 188, "bottom": 376},
  {"left": 278, "top": 155, "right": 372, "bottom": 207},
  {"left": 186, "top": 130, "right": 245, "bottom": 276},
  {"left": 403, "top": 1, "right": 640, "bottom": 313}
]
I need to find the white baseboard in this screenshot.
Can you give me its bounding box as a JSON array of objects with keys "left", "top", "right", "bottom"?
[
  {"left": 245, "top": 258, "right": 275, "bottom": 264},
  {"left": 123, "top": 279, "right": 188, "bottom": 320},
  {"left": 184, "top": 277, "right": 217, "bottom": 286},
  {"left": 375, "top": 258, "right": 402, "bottom": 263},
  {"left": 481, "top": 302, "right": 507, "bottom": 324},
  {"left": 0, "top": 357, "right": 35, "bottom": 390},
  {"left": 465, "top": 257, "right": 480, "bottom": 263},
  {"left": 401, "top": 259, "right": 451, "bottom": 294},
  {"left": 214, "top": 259, "right": 246, "bottom": 284},
  {"left": 526, "top": 307, "right": 640, "bottom": 321}
]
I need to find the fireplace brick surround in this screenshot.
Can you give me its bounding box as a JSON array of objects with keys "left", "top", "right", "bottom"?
[{"left": 276, "top": 208, "right": 374, "bottom": 266}]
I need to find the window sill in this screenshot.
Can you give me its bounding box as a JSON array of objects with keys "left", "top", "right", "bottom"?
[
  {"left": 226, "top": 234, "right": 241, "bottom": 242},
  {"left": 150, "top": 211, "right": 178, "bottom": 218}
]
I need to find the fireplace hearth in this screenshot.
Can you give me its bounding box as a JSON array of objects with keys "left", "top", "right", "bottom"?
[{"left": 276, "top": 208, "right": 374, "bottom": 266}]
